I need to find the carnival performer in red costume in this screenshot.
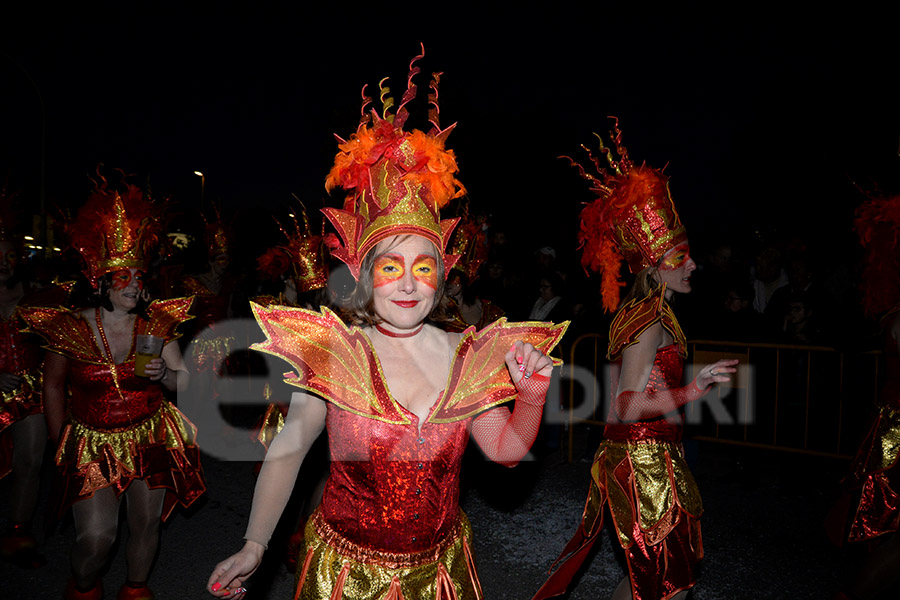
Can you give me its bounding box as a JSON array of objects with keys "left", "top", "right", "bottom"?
[
  {"left": 0, "top": 192, "right": 70, "bottom": 569},
  {"left": 254, "top": 201, "right": 331, "bottom": 451},
  {"left": 826, "top": 191, "right": 900, "bottom": 599},
  {"left": 441, "top": 209, "right": 504, "bottom": 333},
  {"left": 20, "top": 174, "right": 205, "bottom": 600},
  {"left": 207, "top": 46, "right": 568, "bottom": 600},
  {"left": 532, "top": 119, "right": 736, "bottom": 600},
  {"left": 179, "top": 212, "right": 237, "bottom": 378}
]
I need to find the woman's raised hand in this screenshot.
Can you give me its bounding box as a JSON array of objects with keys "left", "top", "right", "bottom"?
[
  {"left": 505, "top": 341, "right": 553, "bottom": 385},
  {"left": 695, "top": 359, "right": 740, "bottom": 390}
]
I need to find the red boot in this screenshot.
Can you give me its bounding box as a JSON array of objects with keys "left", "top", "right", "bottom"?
[
  {"left": 117, "top": 582, "right": 154, "bottom": 600},
  {"left": 64, "top": 579, "right": 103, "bottom": 600}
]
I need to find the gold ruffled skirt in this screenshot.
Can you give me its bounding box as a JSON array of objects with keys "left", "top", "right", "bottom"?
[
  {"left": 293, "top": 509, "right": 483, "bottom": 600},
  {"left": 56, "top": 401, "right": 205, "bottom": 520}
]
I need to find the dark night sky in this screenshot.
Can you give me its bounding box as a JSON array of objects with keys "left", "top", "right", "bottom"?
[{"left": 2, "top": 4, "right": 899, "bottom": 262}]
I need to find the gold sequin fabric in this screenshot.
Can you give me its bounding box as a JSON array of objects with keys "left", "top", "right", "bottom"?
[
  {"left": 588, "top": 439, "right": 702, "bottom": 548},
  {"left": 293, "top": 508, "right": 482, "bottom": 600},
  {"left": 254, "top": 402, "right": 286, "bottom": 451},
  {"left": 0, "top": 369, "right": 42, "bottom": 430},
  {"left": 55, "top": 402, "right": 205, "bottom": 520},
  {"left": 838, "top": 404, "right": 900, "bottom": 543}
]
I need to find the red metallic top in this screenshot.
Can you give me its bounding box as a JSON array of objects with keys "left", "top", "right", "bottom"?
[
  {"left": 321, "top": 402, "right": 470, "bottom": 553},
  {"left": 603, "top": 343, "right": 685, "bottom": 444}
]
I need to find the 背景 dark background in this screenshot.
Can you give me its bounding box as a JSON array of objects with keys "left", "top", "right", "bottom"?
[{"left": 3, "top": 3, "right": 899, "bottom": 261}]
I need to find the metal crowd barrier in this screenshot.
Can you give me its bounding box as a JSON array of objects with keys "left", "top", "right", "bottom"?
[{"left": 563, "top": 334, "right": 882, "bottom": 462}]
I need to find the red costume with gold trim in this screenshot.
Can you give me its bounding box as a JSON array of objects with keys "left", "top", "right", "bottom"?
[
  {"left": 824, "top": 190, "right": 900, "bottom": 547},
  {"left": 534, "top": 120, "right": 702, "bottom": 600},
  {"left": 830, "top": 311, "right": 900, "bottom": 544},
  {"left": 0, "top": 283, "right": 71, "bottom": 479},
  {"left": 252, "top": 303, "right": 567, "bottom": 599},
  {"left": 20, "top": 297, "right": 205, "bottom": 520}
]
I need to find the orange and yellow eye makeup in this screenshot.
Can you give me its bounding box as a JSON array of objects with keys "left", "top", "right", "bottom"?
[
  {"left": 111, "top": 269, "right": 145, "bottom": 291},
  {"left": 659, "top": 243, "right": 690, "bottom": 271},
  {"left": 373, "top": 254, "right": 438, "bottom": 290}
]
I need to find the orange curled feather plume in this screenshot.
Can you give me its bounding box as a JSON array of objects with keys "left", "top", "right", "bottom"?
[
  {"left": 569, "top": 118, "right": 686, "bottom": 312},
  {"left": 855, "top": 191, "right": 900, "bottom": 318},
  {"left": 322, "top": 44, "right": 465, "bottom": 279}
]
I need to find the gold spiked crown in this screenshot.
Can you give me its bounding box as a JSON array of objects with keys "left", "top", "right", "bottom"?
[
  {"left": 257, "top": 200, "right": 330, "bottom": 293},
  {"left": 69, "top": 172, "right": 160, "bottom": 286}
]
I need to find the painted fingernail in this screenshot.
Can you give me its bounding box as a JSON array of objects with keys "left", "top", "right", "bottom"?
[
  {"left": 525, "top": 372, "right": 532, "bottom": 379},
  {"left": 212, "top": 583, "right": 222, "bottom": 592},
  {"left": 509, "top": 344, "right": 517, "bottom": 353},
  {"left": 516, "top": 355, "right": 524, "bottom": 365},
  {"left": 518, "top": 364, "right": 526, "bottom": 372}
]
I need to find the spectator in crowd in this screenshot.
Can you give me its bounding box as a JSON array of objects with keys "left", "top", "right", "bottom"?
[{"left": 751, "top": 244, "right": 789, "bottom": 315}]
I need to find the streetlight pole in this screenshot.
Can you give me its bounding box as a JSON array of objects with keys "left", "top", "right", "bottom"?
[{"left": 194, "top": 171, "right": 205, "bottom": 213}]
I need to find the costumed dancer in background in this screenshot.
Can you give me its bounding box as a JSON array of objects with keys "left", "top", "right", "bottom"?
[
  {"left": 826, "top": 191, "right": 900, "bottom": 600},
  {"left": 207, "top": 46, "right": 568, "bottom": 600},
  {"left": 532, "top": 119, "right": 736, "bottom": 600},
  {"left": 253, "top": 200, "right": 332, "bottom": 570},
  {"left": 20, "top": 173, "right": 205, "bottom": 600},
  {"left": 253, "top": 199, "right": 331, "bottom": 451},
  {"left": 0, "top": 191, "right": 70, "bottom": 569},
  {"left": 179, "top": 210, "right": 237, "bottom": 380},
  {"left": 178, "top": 211, "right": 240, "bottom": 435},
  {"left": 441, "top": 207, "right": 505, "bottom": 332}
]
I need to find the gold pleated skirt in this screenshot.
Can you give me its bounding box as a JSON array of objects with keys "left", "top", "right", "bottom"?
[{"left": 293, "top": 509, "right": 483, "bottom": 600}]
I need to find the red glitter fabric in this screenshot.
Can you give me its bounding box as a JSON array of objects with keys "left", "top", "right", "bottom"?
[
  {"left": 250, "top": 304, "right": 568, "bottom": 593},
  {"left": 20, "top": 299, "right": 205, "bottom": 520},
  {"left": 826, "top": 308, "right": 900, "bottom": 546},
  {"left": 0, "top": 284, "right": 70, "bottom": 478},
  {"left": 321, "top": 402, "right": 471, "bottom": 553},
  {"left": 534, "top": 344, "right": 703, "bottom": 600}
]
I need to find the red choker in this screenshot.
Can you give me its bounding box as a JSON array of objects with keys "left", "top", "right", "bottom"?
[{"left": 375, "top": 323, "right": 424, "bottom": 338}]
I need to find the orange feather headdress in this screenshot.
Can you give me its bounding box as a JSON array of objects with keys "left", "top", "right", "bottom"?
[
  {"left": 570, "top": 118, "right": 687, "bottom": 312},
  {"left": 322, "top": 44, "right": 466, "bottom": 280}
]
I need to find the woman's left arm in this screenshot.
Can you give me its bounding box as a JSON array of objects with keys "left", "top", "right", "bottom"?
[
  {"left": 145, "top": 341, "right": 190, "bottom": 392},
  {"left": 470, "top": 341, "right": 553, "bottom": 467}
]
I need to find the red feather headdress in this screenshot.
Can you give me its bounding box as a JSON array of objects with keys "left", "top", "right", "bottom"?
[{"left": 569, "top": 118, "right": 687, "bottom": 312}]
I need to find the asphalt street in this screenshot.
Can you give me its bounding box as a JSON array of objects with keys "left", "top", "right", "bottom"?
[{"left": 0, "top": 431, "right": 886, "bottom": 599}]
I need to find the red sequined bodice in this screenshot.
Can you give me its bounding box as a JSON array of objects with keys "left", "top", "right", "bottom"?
[
  {"left": 321, "top": 402, "right": 470, "bottom": 553},
  {"left": 68, "top": 360, "right": 164, "bottom": 430},
  {"left": 604, "top": 343, "right": 685, "bottom": 443},
  {"left": 20, "top": 299, "right": 193, "bottom": 429}
]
